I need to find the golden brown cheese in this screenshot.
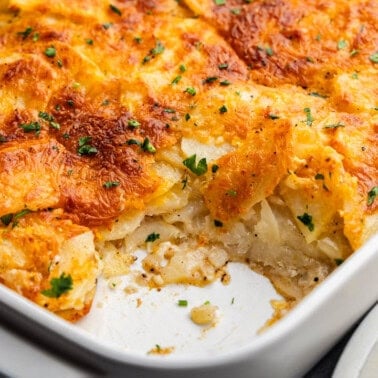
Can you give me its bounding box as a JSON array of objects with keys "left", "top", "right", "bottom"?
[{"left": 0, "top": 0, "right": 376, "bottom": 319}]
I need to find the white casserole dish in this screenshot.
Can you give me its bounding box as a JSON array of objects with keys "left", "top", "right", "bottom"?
[{"left": 0, "top": 235, "right": 377, "bottom": 377}]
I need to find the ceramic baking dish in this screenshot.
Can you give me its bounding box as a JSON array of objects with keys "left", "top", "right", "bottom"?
[{"left": 0, "top": 234, "right": 377, "bottom": 378}]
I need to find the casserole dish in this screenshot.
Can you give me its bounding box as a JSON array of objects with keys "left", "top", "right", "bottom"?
[{"left": 0, "top": 234, "right": 377, "bottom": 377}]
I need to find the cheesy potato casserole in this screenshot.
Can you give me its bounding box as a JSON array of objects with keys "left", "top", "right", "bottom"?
[{"left": 0, "top": 0, "right": 376, "bottom": 321}]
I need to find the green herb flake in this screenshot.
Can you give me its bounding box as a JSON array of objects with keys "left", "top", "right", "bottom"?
[
  {"left": 44, "top": 46, "right": 56, "bottom": 58},
  {"left": 171, "top": 75, "right": 182, "bottom": 85},
  {"left": 268, "top": 113, "right": 280, "bottom": 120},
  {"left": 308, "top": 92, "right": 328, "bottom": 99},
  {"left": 181, "top": 176, "right": 188, "bottom": 189},
  {"left": 32, "top": 33, "right": 39, "bottom": 42},
  {"left": 183, "top": 154, "right": 208, "bottom": 176},
  {"left": 351, "top": 72, "right": 359, "bottom": 79},
  {"left": 145, "top": 232, "right": 160, "bottom": 242},
  {"left": 211, "top": 164, "right": 219, "bottom": 173},
  {"left": 297, "top": 212, "right": 315, "bottom": 231},
  {"left": 185, "top": 113, "right": 191, "bottom": 121},
  {"left": 367, "top": 186, "right": 378, "bottom": 206},
  {"left": 303, "top": 107, "right": 314, "bottom": 126},
  {"left": 134, "top": 36, "right": 142, "bottom": 44},
  {"left": 334, "top": 258, "right": 344, "bottom": 266},
  {"left": 41, "top": 273, "right": 73, "bottom": 298},
  {"left": 315, "top": 173, "right": 325, "bottom": 180},
  {"left": 85, "top": 38, "right": 94, "bottom": 45},
  {"left": 128, "top": 119, "right": 140, "bottom": 128},
  {"left": 323, "top": 122, "right": 345, "bottom": 129},
  {"left": 226, "top": 189, "right": 237, "bottom": 197},
  {"left": 220, "top": 80, "right": 231, "bottom": 86},
  {"left": 350, "top": 49, "right": 359, "bottom": 57},
  {"left": 369, "top": 53, "right": 378, "bottom": 63},
  {"left": 214, "top": 219, "right": 223, "bottom": 227},
  {"left": 77, "top": 136, "right": 98, "bottom": 156},
  {"left": 126, "top": 139, "right": 141, "bottom": 146},
  {"left": 142, "top": 41, "right": 165, "bottom": 64},
  {"left": 0, "top": 214, "right": 13, "bottom": 226},
  {"left": 231, "top": 8, "right": 241, "bottom": 15},
  {"left": 141, "top": 138, "right": 156, "bottom": 153},
  {"left": 177, "top": 299, "right": 188, "bottom": 307},
  {"left": 265, "top": 47, "right": 274, "bottom": 56},
  {"left": 179, "top": 64, "right": 187, "bottom": 72},
  {"left": 184, "top": 87, "right": 196, "bottom": 96},
  {"left": 218, "top": 63, "right": 229, "bottom": 70},
  {"left": 102, "top": 22, "right": 113, "bottom": 30},
  {"left": 219, "top": 105, "right": 228, "bottom": 113},
  {"left": 214, "top": 0, "right": 226, "bottom": 5},
  {"left": 101, "top": 99, "right": 110, "bottom": 106},
  {"left": 17, "top": 26, "right": 33, "bottom": 40},
  {"left": 337, "top": 40, "right": 347, "bottom": 50},
  {"left": 203, "top": 76, "right": 218, "bottom": 84},
  {"left": 20, "top": 122, "right": 41, "bottom": 135},
  {"left": 103, "top": 181, "right": 120, "bottom": 189},
  {"left": 109, "top": 4, "right": 122, "bottom": 16}
]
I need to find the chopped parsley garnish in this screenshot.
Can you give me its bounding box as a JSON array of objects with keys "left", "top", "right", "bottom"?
[
  {"left": 297, "top": 213, "right": 315, "bottom": 231},
  {"left": 315, "top": 173, "right": 325, "bottom": 180},
  {"left": 352, "top": 72, "right": 359, "bottom": 79},
  {"left": 103, "top": 181, "right": 120, "bottom": 189},
  {"left": 0, "top": 213, "right": 13, "bottom": 226},
  {"left": 214, "top": 0, "right": 226, "bottom": 5},
  {"left": 350, "top": 49, "right": 359, "bottom": 57},
  {"left": 306, "top": 56, "right": 314, "bottom": 63},
  {"left": 231, "top": 8, "right": 241, "bottom": 15},
  {"left": 1, "top": 209, "right": 32, "bottom": 227},
  {"left": 20, "top": 122, "right": 41, "bottom": 135},
  {"left": 17, "top": 26, "right": 33, "bottom": 40},
  {"left": 220, "top": 80, "right": 231, "bottom": 86},
  {"left": 265, "top": 47, "right": 274, "bottom": 56},
  {"left": 109, "top": 4, "right": 122, "bottom": 16},
  {"left": 184, "top": 87, "right": 196, "bottom": 96},
  {"left": 38, "top": 111, "right": 60, "bottom": 130},
  {"left": 85, "top": 38, "right": 94, "bottom": 45},
  {"left": 102, "top": 22, "right": 113, "bottom": 30},
  {"left": 183, "top": 154, "right": 208, "bottom": 176},
  {"left": 185, "top": 113, "right": 191, "bottom": 121},
  {"left": 145, "top": 232, "right": 160, "bottom": 242},
  {"left": 211, "top": 164, "right": 219, "bottom": 173},
  {"left": 177, "top": 299, "right": 188, "bottom": 307},
  {"left": 179, "top": 64, "right": 187, "bottom": 72},
  {"left": 126, "top": 139, "right": 140, "bottom": 146},
  {"left": 337, "top": 40, "right": 347, "bottom": 50},
  {"left": 142, "top": 41, "right": 165, "bottom": 64},
  {"left": 101, "top": 99, "right": 110, "bottom": 106},
  {"left": 77, "top": 136, "right": 98, "bottom": 156},
  {"left": 128, "top": 119, "right": 140, "bottom": 128},
  {"left": 44, "top": 46, "right": 56, "bottom": 58},
  {"left": 141, "top": 138, "right": 156, "bottom": 153},
  {"left": 226, "top": 189, "right": 237, "bottom": 197},
  {"left": 308, "top": 92, "right": 328, "bottom": 99},
  {"left": 323, "top": 122, "right": 345, "bottom": 129},
  {"left": 303, "top": 107, "right": 314, "bottom": 126},
  {"left": 171, "top": 75, "right": 182, "bottom": 84},
  {"left": 367, "top": 186, "right": 378, "bottom": 206},
  {"left": 134, "top": 36, "right": 142, "bottom": 44},
  {"left": 334, "top": 258, "right": 344, "bottom": 266},
  {"left": 41, "top": 273, "right": 73, "bottom": 298},
  {"left": 268, "top": 113, "right": 280, "bottom": 120},
  {"left": 369, "top": 53, "right": 378, "bottom": 63},
  {"left": 32, "top": 33, "right": 39, "bottom": 42},
  {"left": 214, "top": 219, "right": 223, "bottom": 227},
  {"left": 203, "top": 76, "right": 218, "bottom": 84},
  {"left": 218, "top": 63, "right": 229, "bottom": 70},
  {"left": 219, "top": 105, "right": 228, "bottom": 113},
  {"left": 67, "top": 99, "right": 75, "bottom": 107}
]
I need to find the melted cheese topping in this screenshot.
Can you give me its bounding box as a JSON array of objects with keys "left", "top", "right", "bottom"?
[{"left": 0, "top": 0, "right": 376, "bottom": 320}]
